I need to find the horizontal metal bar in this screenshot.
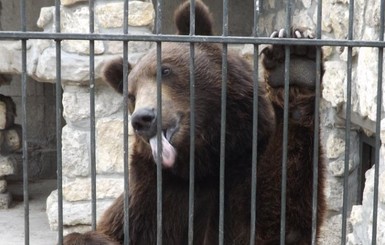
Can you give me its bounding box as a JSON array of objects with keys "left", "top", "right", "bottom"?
[{"left": 1, "top": 31, "right": 385, "bottom": 47}]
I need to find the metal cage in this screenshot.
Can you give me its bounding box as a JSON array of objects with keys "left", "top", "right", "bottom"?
[{"left": 0, "top": 0, "right": 384, "bottom": 244}]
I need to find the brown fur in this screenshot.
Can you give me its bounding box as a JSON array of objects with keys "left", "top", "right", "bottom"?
[
  {"left": 63, "top": 1, "right": 326, "bottom": 244},
  {"left": 63, "top": 231, "right": 120, "bottom": 245}
]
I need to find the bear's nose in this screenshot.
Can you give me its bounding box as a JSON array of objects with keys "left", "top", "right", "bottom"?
[{"left": 131, "top": 108, "right": 157, "bottom": 139}]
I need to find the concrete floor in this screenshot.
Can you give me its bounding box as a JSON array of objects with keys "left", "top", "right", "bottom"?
[{"left": 0, "top": 179, "right": 57, "bottom": 245}]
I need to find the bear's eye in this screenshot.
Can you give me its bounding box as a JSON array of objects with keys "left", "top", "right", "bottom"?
[{"left": 161, "top": 66, "right": 172, "bottom": 77}]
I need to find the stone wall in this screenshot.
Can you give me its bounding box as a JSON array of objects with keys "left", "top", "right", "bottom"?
[
  {"left": 319, "top": 0, "right": 385, "bottom": 244},
  {"left": 0, "top": 0, "right": 58, "bottom": 208},
  {"left": 38, "top": 0, "right": 155, "bottom": 234}
]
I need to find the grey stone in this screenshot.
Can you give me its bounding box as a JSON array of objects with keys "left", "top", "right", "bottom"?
[
  {"left": 62, "top": 125, "right": 90, "bottom": 177},
  {"left": 61, "top": 0, "right": 88, "bottom": 6},
  {"left": 105, "top": 40, "right": 153, "bottom": 55},
  {"left": 355, "top": 45, "right": 385, "bottom": 121},
  {"left": 325, "top": 131, "right": 345, "bottom": 159},
  {"left": 63, "top": 225, "right": 92, "bottom": 236},
  {"left": 348, "top": 163, "right": 385, "bottom": 244},
  {"left": 0, "top": 179, "right": 7, "bottom": 193},
  {"left": 319, "top": 214, "right": 345, "bottom": 245},
  {"left": 0, "top": 156, "right": 15, "bottom": 177},
  {"left": 325, "top": 177, "right": 344, "bottom": 212},
  {"left": 47, "top": 190, "right": 114, "bottom": 229},
  {"left": 329, "top": 159, "right": 354, "bottom": 177},
  {"left": 63, "top": 177, "right": 124, "bottom": 201},
  {"left": 35, "top": 48, "right": 114, "bottom": 84},
  {"left": 322, "top": 61, "right": 346, "bottom": 107},
  {"left": 37, "top": 7, "right": 54, "bottom": 29},
  {"left": 96, "top": 118, "right": 135, "bottom": 174},
  {"left": 62, "top": 85, "right": 124, "bottom": 126},
  {"left": 95, "top": 1, "right": 155, "bottom": 28},
  {"left": 61, "top": 6, "right": 104, "bottom": 55},
  {"left": 0, "top": 192, "right": 11, "bottom": 209}
]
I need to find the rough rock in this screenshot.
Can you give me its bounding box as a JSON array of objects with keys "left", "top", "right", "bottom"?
[
  {"left": 0, "top": 156, "right": 15, "bottom": 177},
  {"left": 322, "top": 61, "right": 346, "bottom": 107},
  {"left": 0, "top": 192, "right": 11, "bottom": 209},
  {"left": 96, "top": 117, "right": 135, "bottom": 174},
  {"left": 95, "top": 1, "right": 155, "bottom": 28},
  {"left": 60, "top": 6, "right": 104, "bottom": 55},
  {"left": 61, "top": 0, "right": 88, "bottom": 6},
  {"left": 46, "top": 190, "right": 114, "bottom": 230},
  {"left": 62, "top": 85, "right": 124, "bottom": 126},
  {"left": 63, "top": 177, "right": 124, "bottom": 201},
  {"left": 325, "top": 131, "right": 345, "bottom": 159},
  {"left": 62, "top": 125, "right": 90, "bottom": 178},
  {"left": 0, "top": 179, "right": 6, "bottom": 193}
]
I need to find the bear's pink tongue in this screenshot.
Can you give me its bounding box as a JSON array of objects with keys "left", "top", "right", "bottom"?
[{"left": 149, "top": 133, "right": 176, "bottom": 168}]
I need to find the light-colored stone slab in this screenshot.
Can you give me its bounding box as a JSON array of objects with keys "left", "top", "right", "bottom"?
[
  {"left": 96, "top": 1, "right": 154, "bottom": 28},
  {"left": 62, "top": 125, "right": 90, "bottom": 177},
  {"left": 0, "top": 156, "right": 15, "bottom": 177},
  {"left": 47, "top": 190, "right": 114, "bottom": 229},
  {"left": 61, "top": 6, "right": 104, "bottom": 55},
  {"left": 96, "top": 117, "right": 135, "bottom": 174},
  {"left": 62, "top": 85, "right": 124, "bottom": 125},
  {"left": 325, "top": 131, "right": 345, "bottom": 159},
  {"left": 61, "top": 0, "right": 88, "bottom": 7},
  {"left": 63, "top": 177, "right": 124, "bottom": 201}
]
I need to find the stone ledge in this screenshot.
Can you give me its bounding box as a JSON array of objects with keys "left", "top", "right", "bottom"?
[
  {"left": 63, "top": 177, "right": 124, "bottom": 202},
  {"left": 61, "top": 0, "right": 88, "bottom": 6},
  {"left": 63, "top": 225, "right": 92, "bottom": 236},
  {"left": 47, "top": 190, "right": 114, "bottom": 230}
]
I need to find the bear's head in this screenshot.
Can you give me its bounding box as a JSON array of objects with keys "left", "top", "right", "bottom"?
[{"left": 103, "top": 1, "right": 274, "bottom": 179}]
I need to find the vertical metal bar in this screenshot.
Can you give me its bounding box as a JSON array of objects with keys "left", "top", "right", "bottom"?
[
  {"left": 311, "top": 0, "right": 323, "bottom": 244},
  {"left": 341, "top": 0, "right": 354, "bottom": 243},
  {"left": 219, "top": 0, "right": 228, "bottom": 244},
  {"left": 54, "top": 0, "right": 63, "bottom": 244},
  {"left": 250, "top": 1, "right": 260, "bottom": 244},
  {"left": 20, "top": 0, "right": 29, "bottom": 244},
  {"left": 372, "top": 1, "right": 384, "bottom": 243},
  {"left": 280, "top": 1, "right": 292, "bottom": 244},
  {"left": 123, "top": 0, "right": 130, "bottom": 244},
  {"left": 155, "top": 1, "right": 163, "bottom": 244},
  {"left": 188, "top": 1, "right": 196, "bottom": 245},
  {"left": 357, "top": 134, "right": 364, "bottom": 205},
  {"left": 88, "top": 0, "right": 97, "bottom": 231}
]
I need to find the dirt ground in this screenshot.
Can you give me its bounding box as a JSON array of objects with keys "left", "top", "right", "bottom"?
[{"left": 0, "top": 179, "right": 57, "bottom": 245}]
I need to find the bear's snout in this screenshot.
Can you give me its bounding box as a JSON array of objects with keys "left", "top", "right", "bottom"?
[{"left": 131, "top": 108, "right": 157, "bottom": 140}]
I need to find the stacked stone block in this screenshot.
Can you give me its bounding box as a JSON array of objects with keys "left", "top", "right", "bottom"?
[
  {"left": 35, "top": 0, "right": 155, "bottom": 234},
  {"left": 0, "top": 93, "right": 21, "bottom": 209},
  {"left": 0, "top": 156, "right": 15, "bottom": 209}
]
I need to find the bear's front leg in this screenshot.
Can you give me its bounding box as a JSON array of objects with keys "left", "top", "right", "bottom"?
[
  {"left": 261, "top": 27, "right": 323, "bottom": 127},
  {"left": 256, "top": 28, "right": 326, "bottom": 245}
]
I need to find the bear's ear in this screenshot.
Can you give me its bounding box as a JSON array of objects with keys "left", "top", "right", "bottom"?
[
  {"left": 102, "top": 57, "right": 132, "bottom": 94},
  {"left": 174, "top": 1, "right": 214, "bottom": 36}
]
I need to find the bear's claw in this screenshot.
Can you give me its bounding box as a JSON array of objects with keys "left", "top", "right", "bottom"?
[
  {"left": 269, "top": 27, "right": 315, "bottom": 39},
  {"left": 261, "top": 27, "right": 321, "bottom": 89}
]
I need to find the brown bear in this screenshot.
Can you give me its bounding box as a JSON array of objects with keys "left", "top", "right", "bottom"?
[{"left": 63, "top": 1, "right": 326, "bottom": 244}]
